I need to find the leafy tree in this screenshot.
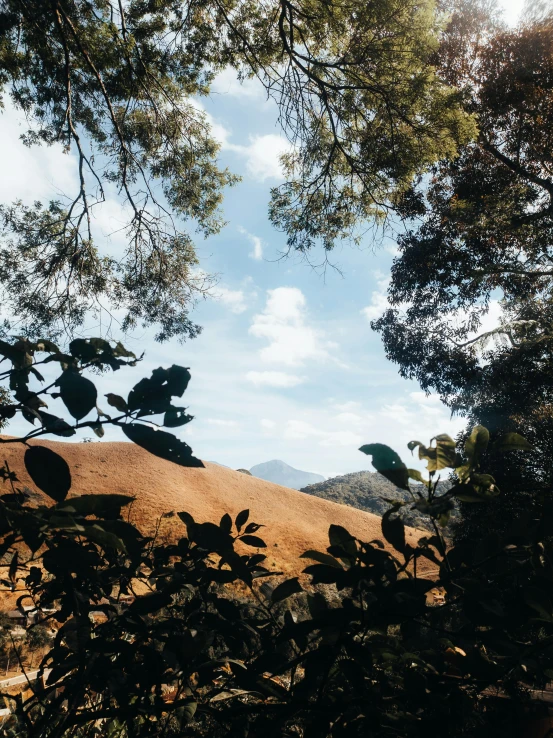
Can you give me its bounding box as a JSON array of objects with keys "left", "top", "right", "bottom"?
[
  {"left": 0, "top": 0, "right": 472, "bottom": 340},
  {"left": 374, "top": 1, "right": 553, "bottom": 407},
  {"left": 371, "top": 1, "right": 553, "bottom": 540}
]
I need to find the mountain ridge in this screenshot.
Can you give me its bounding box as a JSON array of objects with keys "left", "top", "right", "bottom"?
[
  {"left": 249, "top": 459, "right": 325, "bottom": 490},
  {"left": 300, "top": 470, "right": 455, "bottom": 532}
]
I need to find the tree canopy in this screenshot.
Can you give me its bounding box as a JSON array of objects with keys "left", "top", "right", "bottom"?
[
  {"left": 373, "top": 1, "right": 553, "bottom": 417},
  {"left": 0, "top": 0, "right": 472, "bottom": 341}
]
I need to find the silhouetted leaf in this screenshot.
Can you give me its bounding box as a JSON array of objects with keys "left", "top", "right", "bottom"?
[
  {"left": 244, "top": 522, "right": 264, "bottom": 534},
  {"left": 359, "top": 443, "right": 410, "bottom": 489},
  {"left": 57, "top": 494, "right": 133, "bottom": 517},
  {"left": 0, "top": 405, "right": 16, "bottom": 420},
  {"left": 38, "top": 411, "right": 76, "bottom": 437},
  {"left": 69, "top": 338, "right": 98, "bottom": 362},
  {"left": 300, "top": 550, "right": 343, "bottom": 568},
  {"left": 121, "top": 424, "right": 204, "bottom": 467},
  {"left": 25, "top": 445, "right": 71, "bottom": 502},
  {"left": 382, "top": 509, "right": 405, "bottom": 553},
  {"left": 82, "top": 524, "right": 126, "bottom": 551},
  {"left": 240, "top": 535, "right": 267, "bottom": 548},
  {"left": 328, "top": 524, "right": 354, "bottom": 547},
  {"left": 164, "top": 408, "right": 193, "bottom": 428},
  {"left": 235, "top": 509, "right": 249, "bottom": 531},
  {"left": 220, "top": 513, "right": 232, "bottom": 533},
  {"left": 105, "top": 393, "right": 128, "bottom": 413},
  {"left": 56, "top": 370, "right": 98, "bottom": 420},
  {"left": 271, "top": 577, "right": 303, "bottom": 604}
]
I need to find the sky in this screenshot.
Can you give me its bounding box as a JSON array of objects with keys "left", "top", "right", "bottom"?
[{"left": 0, "top": 0, "right": 525, "bottom": 479}]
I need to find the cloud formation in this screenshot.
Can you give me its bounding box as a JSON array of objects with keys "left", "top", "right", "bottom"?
[
  {"left": 238, "top": 226, "right": 264, "bottom": 260},
  {"left": 246, "top": 371, "right": 304, "bottom": 388},
  {"left": 212, "top": 284, "right": 248, "bottom": 314},
  {"left": 361, "top": 275, "right": 390, "bottom": 322},
  {"left": 250, "top": 287, "right": 335, "bottom": 366}
]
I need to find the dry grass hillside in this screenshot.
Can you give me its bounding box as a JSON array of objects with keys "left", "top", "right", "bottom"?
[{"left": 0, "top": 437, "right": 427, "bottom": 578}]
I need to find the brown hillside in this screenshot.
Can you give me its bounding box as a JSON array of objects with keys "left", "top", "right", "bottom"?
[{"left": 0, "top": 437, "right": 426, "bottom": 577}]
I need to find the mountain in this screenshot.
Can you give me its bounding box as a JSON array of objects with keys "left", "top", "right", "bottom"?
[
  {"left": 0, "top": 438, "right": 429, "bottom": 593},
  {"left": 249, "top": 460, "right": 325, "bottom": 490},
  {"left": 300, "top": 471, "right": 456, "bottom": 532}
]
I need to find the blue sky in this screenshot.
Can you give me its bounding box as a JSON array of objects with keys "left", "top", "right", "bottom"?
[{"left": 0, "top": 0, "right": 523, "bottom": 478}]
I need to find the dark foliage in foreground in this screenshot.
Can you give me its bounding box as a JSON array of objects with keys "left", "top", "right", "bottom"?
[{"left": 0, "top": 337, "right": 550, "bottom": 737}]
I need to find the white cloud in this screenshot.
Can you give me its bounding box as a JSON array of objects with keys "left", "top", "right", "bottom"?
[
  {"left": 212, "top": 284, "right": 248, "bottom": 314},
  {"left": 260, "top": 418, "right": 276, "bottom": 429},
  {"left": 283, "top": 420, "right": 363, "bottom": 447},
  {"left": 206, "top": 418, "right": 238, "bottom": 427},
  {"left": 238, "top": 226, "right": 264, "bottom": 260},
  {"left": 211, "top": 68, "right": 266, "bottom": 100},
  {"left": 361, "top": 276, "right": 390, "bottom": 322},
  {"left": 237, "top": 134, "right": 290, "bottom": 181},
  {"left": 246, "top": 371, "right": 305, "bottom": 388},
  {"left": 250, "top": 287, "right": 336, "bottom": 366},
  {"left": 336, "top": 411, "right": 366, "bottom": 425},
  {"left": 0, "top": 103, "right": 77, "bottom": 205},
  {"left": 333, "top": 401, "right": 362, "bottom": 413},
  {"left": 190, "top": 98, "right": 290, "bottom": 182}
]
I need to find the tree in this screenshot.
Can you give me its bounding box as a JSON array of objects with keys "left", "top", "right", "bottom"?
[
  {"left": 371, "top": 0, "right": 553, "bottom": 542},
  {"left": 0, "top": 0, "right": 472, "bottom": 341},
  {"left": 372, "top": 3, "right": 553, "bottom": 420}
]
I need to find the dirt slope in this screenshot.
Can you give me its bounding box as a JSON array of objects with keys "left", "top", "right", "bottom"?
[{"left": 0, "top": 437, "right": 426, "bottom": 576}]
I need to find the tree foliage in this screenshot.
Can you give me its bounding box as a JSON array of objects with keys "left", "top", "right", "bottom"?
[
  {"left": 373, "top": 1, "right": 553, "bottom": 413},
  {"left": 0, "top": 0, "right": 472, "bottom": 340}
]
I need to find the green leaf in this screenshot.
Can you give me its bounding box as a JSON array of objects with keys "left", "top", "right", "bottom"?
[
  {"left": 56, "top": 370, "right": 98, "bottom": 420},
  {"left": 121, "top": 424, "right": 204, "bottom": 467},
  {"left": 464, "top": 426, "right": 490, "bottom": 464},
  {"left": 25, "top": 445, "right": 71, "bottom": 502},
  {"left": 408, "top": 468, "right": 425, "bottom": 483},
  {"left": 493, "top": 432, "right": 534, "bottom": 453},
  {"left": 271, "top": 577, "right": 303, "bottom": 604},
  {"left": 409, "top": 436, "right": 456, "bottom": 472},
  {"left": 359, "top": 443, "right": 410, "bottom": 490}
]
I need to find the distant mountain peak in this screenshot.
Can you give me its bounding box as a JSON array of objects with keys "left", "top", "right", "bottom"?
[{"left": 249, "top": 460, "right": 325, "bottom": 490}]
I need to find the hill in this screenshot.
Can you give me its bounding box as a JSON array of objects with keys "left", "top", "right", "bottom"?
[
  {"left": 300, "top": 471, "right": 456, "bottom": 532},
  {"left": 0, "top": 438, "right": 427, "bottom": 581},
  {"left": 249, "top": 460, "right": 324, "bottom": 490}
]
